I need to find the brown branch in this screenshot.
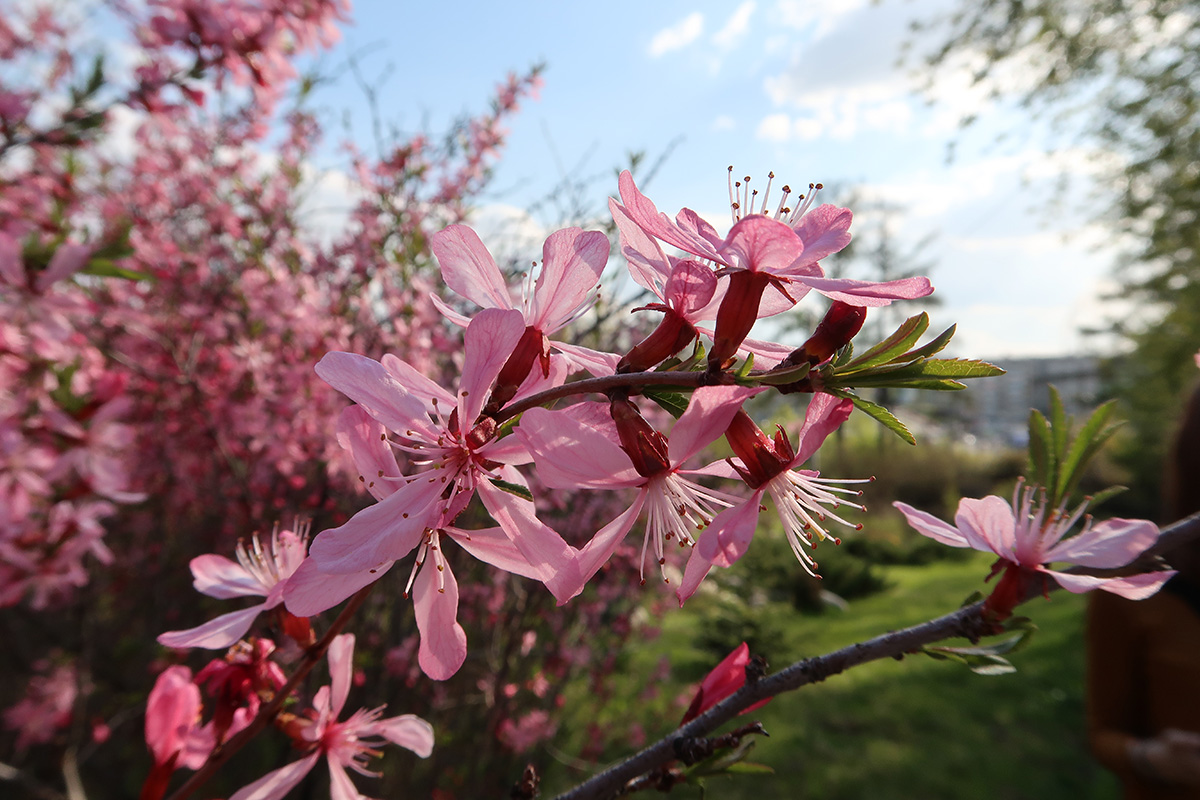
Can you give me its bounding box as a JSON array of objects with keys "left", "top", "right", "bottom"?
[
  {"left": 552, "top": 511, "right": 1200, "bottom": 800},
  {"left": 493, "top": 370, "right": 728, "bottom": 424},
  {"left": 162, "top": 585, "right": 373, "bottom": 800}
]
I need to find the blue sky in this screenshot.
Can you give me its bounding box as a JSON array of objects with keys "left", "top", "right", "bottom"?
[{"left": 311, "top": 0, "right": 1127, "bottom": 360}]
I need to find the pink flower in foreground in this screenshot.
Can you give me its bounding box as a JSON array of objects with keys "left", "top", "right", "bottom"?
[
  {"left": 518, "top": 385, "right": 760, "bottom": 597},
  {"left": 679, "top": 393, "right": 863, "bottom": 604},
  {"left": 894, "top": 483, "right": 1173, "bottom": 618},
  {"left": 680, "top": 642, "right": 770, "bottom": 725},
  {"left": 142, "top": 666, "right": 214, "bottom": 800},
  {"left": 430, "top": 224, "right": 615, "bottom": 378},
  {"left": 157, "top": 524, "right": 309, "bottom": 650},
  {"left": 286, "top": 406, "right": 566, "bottom": 680},
  {"left": 229, "top": 634, "right": 432, "bottom": 800}
]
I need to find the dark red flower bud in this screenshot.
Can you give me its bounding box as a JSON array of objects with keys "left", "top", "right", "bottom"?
[
  {"left": 610, "top": 396, "right": 670, "bottom": 478},
  {"left": 708, "top": 271, "right": 771, "bottom": 371}
]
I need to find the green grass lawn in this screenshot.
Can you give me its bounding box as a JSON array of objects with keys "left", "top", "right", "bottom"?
[{"left": 543, "top": 552, "right": 1122, "bottom": 799}]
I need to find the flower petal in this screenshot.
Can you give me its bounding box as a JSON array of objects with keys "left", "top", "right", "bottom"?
[
  {"left": 283, "top": 558, "right": 392, "bottom": 617},
  {"left": 791, "top": 204, "right": 853, "bottom": 264},
  {"left": 720, "top": 215, "right": 805, "bottom": 276},
  {"left": 371, "top": 714, "right": 435, "bottom": 758},
  {"left": 1046, "top": 568, "right": 1176, "bottom": 599},
  {"left": 337, "top": 406, "right": 404, "bottom": 501},
  {"left": 698, "top": 496, "right": 763, "bottom": 567},
  {"left": 797, "top": 275, "right": 934, "bottom": 307},
  {"left": 477, "top": 480, "right": 580, "bottom": 603},
  {"left": 157, "top": 603, "right": 269, "bottom": 650},
  {"left": 517, "top": 406, "right": 642, "bottom": 488},
  {"left": 229, "top": 752, "right": 321, "bottom": 800},
  {"left": 308, "top": 476, "right": 442, "bottom": 574},
  {"left": 316, "top": 352, "right": 433, "bottom": 436},
  {"left": 327, "top": 633, "right": 355, "bottom": 719},
  {"left": 617, "top": 170, "right": 722, "bottom": 263},
  {"left": 1044, "top": 518, "right": 1160, "bottom": 568},
  {"left": 328, "top": 761, "right": 365, "bottom": 800},
  {"left": 190, "top": 554, "right": 264, "bottom": 599},
  {"left": 954, "top": 495, "right": 1016, "bottom": 556},
  {"left": 569, "top": 493, "right": 647, "bottom": 597},
  {"left": 892, "top": 502, "right": 973, "bottom": 548},
  {"left": 413, "top": 559, "right": 468, "bottom": 680},
  {"left": 668, "top": 385, "right": 762, "bottom": 467},
  {"left": 459, "top": 308, "right": 526, "bottom": 423},
  {"left": 528, "top": 228, "right": 609, "bottom": 332},
  {"left": 431, "top": 224, "right": 513, "bottom": 311},
  {"left": 791, "top": 393, "right": 854, "bottom": 466}
]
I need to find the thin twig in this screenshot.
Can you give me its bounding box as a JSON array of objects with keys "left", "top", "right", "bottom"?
[
  {"left": 494, "top": 371, "right": 727, "bottom": 424},
  {"left": 163, "top": 585, "right": 374, "bottom": 800}
]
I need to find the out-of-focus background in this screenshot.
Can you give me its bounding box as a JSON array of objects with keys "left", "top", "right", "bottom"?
[{"left": 2, "top": 1, "right": 1196, "bottom": 797}]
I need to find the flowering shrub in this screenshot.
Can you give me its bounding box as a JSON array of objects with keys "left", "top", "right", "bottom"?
[{"left": 1, "top": 3, "right": 1189, "bottom": 800}]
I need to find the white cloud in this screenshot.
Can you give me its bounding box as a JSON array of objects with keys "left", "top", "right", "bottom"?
[
  {"left": 711, "top": 114, "right": 736, "bottom": 131},
  {"left": 648, "top": 12, "right": 705, "bottom": 57},
  {"left": 713, "top": 2, "right": 756, "bottom": 50}
]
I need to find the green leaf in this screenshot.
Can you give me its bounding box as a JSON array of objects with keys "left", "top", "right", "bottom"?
[
  {"left": 753, "top": 361, "right": 811, "bottom": 386},
  {"left": 960, "top": 590, "right": 985, "bottom": 607},
  {"left": 842, "top": 313, "right": 929, "bottom": 371},
  {"left": 839, "top": 391, "right": 916, "bottom": 445},
  {"left": 487, "top": 478, "right": 533, "bottom": 502},
  {"left": 1027, "top": 410, "right": 1052, "bottom": 489},
  {"left": 902, "top": 324, "right": 957, "bottom": 361},
  {"left": 735, "top": 353, "right": 756, "bottom": 378},
  {"left": 643, "top": 387, "right": 691, "bottom": 419},
  {"left": 1057, "top": 399, "right": 1121, "bottom": 501},
  {"left": 725, "top": 762, "right": 775, "bottom": 775},
  {"left": 1089, "top": 484, "right": 1127, "bottom": 508},
  {"left": 81, "top": 259, "right": 152, "bottom": 281},
  {"left": 831, "top": 342, "right": 854, "bottom": 368}
]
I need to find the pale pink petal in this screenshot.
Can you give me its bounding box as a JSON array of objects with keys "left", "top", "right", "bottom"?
[
  {"left": 618, "top": 170, "right": 722, "bottom": 261},
  {"left": 336, "top": 406, "right": 403, "bottom": 501},
  {"left": 790, "top": 204, "right": 853, "bottom": 264},
  {"left": 1044, "top": 518, "right": 1160, "bottom": 568},
  {"left": 664, "top": 259, "right": 720, "bottom": 320},
  {"left": 517, "top": 407, "right": 642, "bottom": 489},
  {"left": 678, "top": 544, "right": 716, "bottom": 605},
  {"left": 791, "top": 393, "right": 854, "bottom": 466},
  {"left": 413, "top": 559, "right": 468, "bottom": 681},
  {"left": 315, "top": 353, "right": 432, "bottom": 437},
  {"left": 428, "top": 291, "right": 472, "bottom": 328},
  {"left": 327, "top": 633, "right": 355, "bottom": 718},
  {"left": 1046, "top": 568, "right": 1175, "bottom": 599},
  {"left": 272, "top": 532, "right": 309, "bottom": 584},
  {"left": 307, "top": 477, "right": 442, "bottom": 574},
  {"left": 283, "top": 558, "right": 393, "bottom": 617},
  {"left": 667, "top": 385, "right": 762, "bottom": 467},
  {"left": 733, "top": 334, "right": 796, "bottom": 369},
  {"left": 796, "top": 275, "right": 934, "bottom": 307},
  {"left": 954, "top": 496, "right": 1017, "bottom": 556},
  {"left": 549, "top": 341, "right": 620, "bottom": 377},
  {"left": 459, "top": 308, "right": 526, "bottom": 423},
  {"left": 892, "top": 502, "right": 973, "bottom": 548},
  {"left": 675, "top": 207, "right": 725, "bottom": 252},
  {"left": 477, "top": 480, "right": 580, "bottom": 603},
  {"left": 445, "top": 525, "right": 542, "bottom": 580},
  {"left": 528, "top": 228, "right": 609, "bottom": 332},
  {"left": 430, "top": 224, "right": 513, "bottom": 312},
  {"left": 229, "top": 752, "right": 321, "bottom": 800},
  {"left": 698, "top": 496, "right": 763, "bottom": 567},
  {"left": 157, "top": 603, "right": 268, "bottom": 650},
  {"left": 379, "top": 353, "right": 455, "bottom": 410},
  {"left": 610, "top": 196, "right": 671, "bottom": 293},
  {"left": 720, "top": 215, "right": 805, "bottom": 276},
  {"left": 190, "top": 554, "right": 264, "bottom": 598},
  {"left": 328, "top": 760, "right": 366, "bottom": 800},
  {"left": 569, "top": 493, "right": 647, "bottom": 596},
  {"left": 370, "top": 714, "right": 434, "bottom": 758}
]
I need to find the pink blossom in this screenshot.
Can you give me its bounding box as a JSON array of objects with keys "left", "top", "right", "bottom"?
[
  {"left": 497, "top": 709, "right": 557, "bottom": 753},
  {"left": 679, "top": 393, "right": 862, "bottom": 604},
  {"left": 286, "top": 406, "right": 566, "bottom": 679},
  {"left": 894, "top": 483, "right": 1173, "bottom": 618},
  {"left": 144, "top": 665, "right": 213, "bottom": 771},
  {"left": 229, "top": 634, "right": 433, "bottom": 800},
  {"left": 3, "top": 661, "right": 79, "bottom": 750},
  {"left": 158, "top": 524, "right": 309, "bottom": 650},
  {"left": 518, "top": 385, "right": 761, "bottom": 596},
  {"left": 430, "top": 224, "right": 615, "bottom": 379}
]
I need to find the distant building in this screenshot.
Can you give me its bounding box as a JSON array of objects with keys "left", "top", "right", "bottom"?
[{"left": 907, "top": 355, "right": 1102, "bottom": 445}]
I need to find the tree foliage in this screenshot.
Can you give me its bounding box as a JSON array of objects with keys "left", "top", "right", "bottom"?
[{"left": 913, "top": 0, "right": 1200, "bottom": 516}]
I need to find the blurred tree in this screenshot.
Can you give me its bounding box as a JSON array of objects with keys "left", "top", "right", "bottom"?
[{"left": 911, "top": 0, "right": 1200, "bottom": 518}]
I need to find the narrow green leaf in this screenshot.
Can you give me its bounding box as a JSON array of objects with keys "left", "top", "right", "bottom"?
[
  {"left": 1048, "top": 386, "right": 1068, "bottom": 500},
  {"left": 1088, "top": 485, "right": 1127, "bottom": 508},
  {"left": 900, "top": 324, "right": 957, "bottom": 361},
  {"left": 487, "top": 478, "right": 533, "bottom": 502},
  {"left": 735, "top": 352, "right": 756, "bottom": 378},
  {"left": 725, "top": 762, "right": 775, "bottom": 775},
  {"left": 840, "top": 391, "right": 916, "bottom": 445},
  {"left": 753, "top": 361, "right": 811, "bottom": 386},
  {"left": 644, "top": 387, "right": 691, "bottom": 419},
  {"left": 1027, "top": 410, "right": 1051, "bottom": 488},
  {"left": 81, "top": 260, "right": 152, "bottom": 281},
  {"left": 1057, "top": 400, "right": 1121, "bottom": 501},
  {"left": 842, "top": 313, "right": 929, "bottom": 371},
  {"left": 831, "top": 342, "right": 854, "bottom": 368}
]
